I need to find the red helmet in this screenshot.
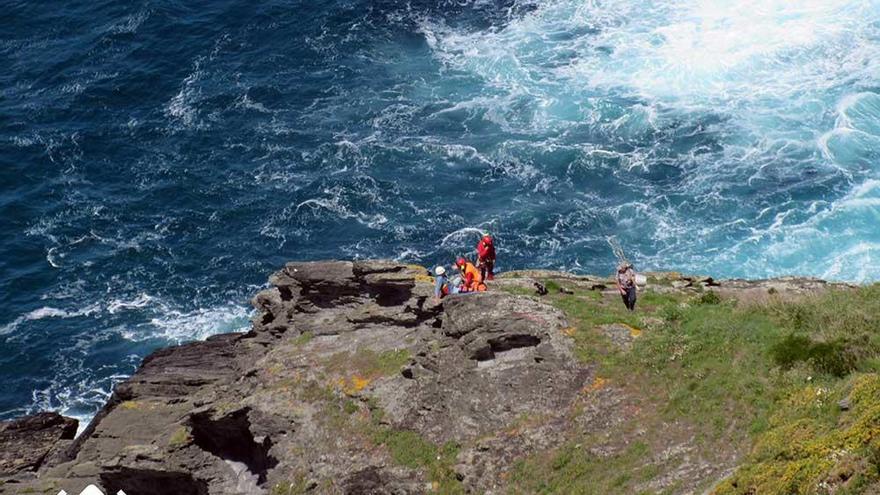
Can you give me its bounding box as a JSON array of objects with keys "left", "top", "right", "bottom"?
[
  {"left": 482, "top": 235, "right": 493, "bottom": 245},
  {"left": 456, "top": 257, "right": 467, "bottom": 268}
]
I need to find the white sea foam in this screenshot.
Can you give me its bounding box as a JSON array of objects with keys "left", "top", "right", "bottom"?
[
  {"left": 107, "top": 293, "right": 155, "bottom": 314},
  {"left": 105, "top": 9, "right": 151, "bottom": 35},
  {"left": 393, "top": 247, "right": 429, "bottom": 262},
  {"left": 146, "top": 303, "right": 252, "bottom": 344},
  {"left": 10, "top": 296, "right": 253, "bottom": 433},
  {"left": 46, "top": 246, "right": 62, "bottom": 267},
  {"left": 166, "top": 61, "right": 204, "bottom": 127},
  {"left": 2, "top": 289, "right": 250, "bottom": 346},
  {"left": 684, "top": 178, "right": 880, "bottom": 282},
  {"left": 0, "top": 305, "right": 100, "bottom": 336},
  {"left": 165, "top": 34, "right": 230, "bottom": 129},
  {"left": 415, "top": 0, "right": 880, "bottom": 281},
  {"left": 235, "top": 93, "right": 273, "bottom": 114},
  {"left": 440, "top": 227, "right": 490, "bottom": 246},
  {"left": 294, "top": 184, "right": 389, "bottom": 229},
  {"left": 27, "top": 362, "right": 133, "bottom": 436},
  {"left": 423, "top": 0, "right": 880, "bottom": 128}
]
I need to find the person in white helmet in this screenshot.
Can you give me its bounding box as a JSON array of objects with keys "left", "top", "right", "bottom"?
[{"left": 433, "top": 265, "right": 450, "bottom": 300}]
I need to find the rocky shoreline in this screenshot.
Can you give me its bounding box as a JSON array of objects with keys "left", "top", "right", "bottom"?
[{"left": 0, "top": 261, "right": 855, "bottom": 495}]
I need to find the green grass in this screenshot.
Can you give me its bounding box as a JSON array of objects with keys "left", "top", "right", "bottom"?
[
  {"left": 291, "top": 331, "right": 313, "bottom": 347},
  {"left": 299, "top": 380, "right": 335, "bottom": 402},
  {"left": 551, "top": 289, "right": 682, "bottom": 367},
  {"left": 510, "top": 440, "right": 659, "bottom": 494},
  {"left": 499, "top": 285, "right": 537, "bottom": 296},
  {"left": 168, "top": 426, "right": 191, "bottom": 447},
  {"left": 374, "top": 349, "right": 411, "bottom": 375},
  {"left": 270, "top": 474, "right": 311, "bottom": 495},
  {"left": 630, "top": 303, "right": 787, "bottom": 432},
  {"left": 342, "top": 399, "right": 359, "bottom": 415},
  {"left": 371, "top": 427, "right": 462, "bottom": 487},
  {"left": 508, "top": 281, "right": 880, "bottom": 494},
  {"left": 359, "top": 396, "right": 463, "bottom": 494},
  {"left": 542, "top": 279, "right": 562, "bottom": 294},
  {"left": 325, "top": 347, "right": 411, "bottom": 378}
]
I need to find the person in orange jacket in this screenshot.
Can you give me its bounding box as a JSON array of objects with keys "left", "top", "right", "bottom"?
[
  {"left": 456, "top": 256, "right": 487, "bottom": 292},
  {"left": 475, "top": 234, "right": 496, "bottom": 281}
]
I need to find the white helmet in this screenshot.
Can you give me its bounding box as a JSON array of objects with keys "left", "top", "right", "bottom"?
[{"left": 434, "top": 266, "right": 446, "bottom": 276}]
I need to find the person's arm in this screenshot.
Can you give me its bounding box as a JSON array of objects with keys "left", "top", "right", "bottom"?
[
  {"left": 464, "top": 271, "right": 474, "bottom": 289},
  {"left": 616, "top": 274, "right": 625, "bottom": 295},
  {"left": 476, "top": 244, "right": 486, "bottom": 265}
]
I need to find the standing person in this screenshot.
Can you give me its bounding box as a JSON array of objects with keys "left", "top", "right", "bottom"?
[
  {"left": 616, "top": 261, "right": 637, "bottom": 311},
  {"left": 476, "top": 234, "right": 496, "bottom": 281},
  {"left": 456, "top": 257, "right": 487, "bottom": 293}
]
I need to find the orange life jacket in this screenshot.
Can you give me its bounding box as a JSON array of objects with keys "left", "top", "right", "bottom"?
[{"left": 461, "top": 262, "right": 487, "bottom": 292}]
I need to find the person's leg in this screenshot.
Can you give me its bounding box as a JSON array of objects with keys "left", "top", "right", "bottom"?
[
  {"left": 627, "top": 287, "right": 637, "bottom": 311},
  {"left": 434, "top": 276, "right": 444, "bottom": 298},
  {"left": 621, "top": 292, "right": 628, "bottom": 309},
  {"left": 487, "top": 260, "right": 494, "bottom": 280}
]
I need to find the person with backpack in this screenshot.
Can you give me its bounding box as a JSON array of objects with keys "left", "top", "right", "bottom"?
[{"left": 475, "top": 234, "right": 496, "bottom": 281}]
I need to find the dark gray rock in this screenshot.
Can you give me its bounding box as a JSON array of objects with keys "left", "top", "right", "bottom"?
[{"left": 0, "top": 412, "right": 77, "bottom": 477}]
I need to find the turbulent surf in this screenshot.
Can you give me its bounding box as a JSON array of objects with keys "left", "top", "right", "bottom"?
[{"left": 2, "top": 0, "right": 879, "bottom": 425}]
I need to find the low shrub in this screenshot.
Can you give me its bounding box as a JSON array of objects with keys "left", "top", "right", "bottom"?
[
  {"left": 809, "top": 340, "right": 858, "bottom": 377},
  {"left": 771, "top": 334, "right": 859, "bottom": 377},
  {"left": 660, "top": 304, "right": 685, "bottom": 322},
  {"left": 770, "top": 334, "right": 814, "bottom": 370},
  {"left": 542, "top": 279, "right": 561, "bottom": 294},
  {"left": 697, "top": 291, "right": 722, "bottom": 305}
]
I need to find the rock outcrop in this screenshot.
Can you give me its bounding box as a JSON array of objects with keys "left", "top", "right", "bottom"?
[
  {"left": 0, "top": 413, "right": 77, "bottom": 479},
  {"left": 0, "top": 261, "right": 605, "bottom": 494},
  {"left": 1, "top": 261, "right": 856, "bottom": 495}
]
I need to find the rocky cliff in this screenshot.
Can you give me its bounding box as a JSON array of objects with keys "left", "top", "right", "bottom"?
[{"left": 0, "top": 261, "right": 868, "bottom": 495}]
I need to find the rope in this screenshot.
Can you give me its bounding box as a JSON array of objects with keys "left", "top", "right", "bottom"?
[{"left": 606, "top": 236, "right": 629, "bottom": 265}]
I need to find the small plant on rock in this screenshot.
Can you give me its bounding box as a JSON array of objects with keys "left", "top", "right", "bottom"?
[{"left": 697, "top": 291, "right": 721, "bottom": 305}]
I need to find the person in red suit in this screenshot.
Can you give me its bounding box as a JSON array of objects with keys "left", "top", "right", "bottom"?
[{"left": 476, "top": 234, "right": 496, "bottom": 281}]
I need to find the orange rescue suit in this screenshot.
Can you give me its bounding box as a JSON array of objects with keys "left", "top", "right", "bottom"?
[{"left": 460, "top": 262, "right": 487, "bottom": 292}]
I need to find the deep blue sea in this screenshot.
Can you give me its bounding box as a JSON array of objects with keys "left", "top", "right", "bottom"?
[{"left": 3, "top": 0, "right": 880, "bottom": 429}]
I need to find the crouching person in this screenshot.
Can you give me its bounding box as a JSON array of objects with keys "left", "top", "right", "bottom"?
[{"left": 456, "top": 257, "right": 487, "bottom": 293}]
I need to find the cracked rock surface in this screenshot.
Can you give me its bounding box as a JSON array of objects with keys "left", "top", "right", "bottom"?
[{"left": 0, "top": 261, "right": 605, "bottom": 494}]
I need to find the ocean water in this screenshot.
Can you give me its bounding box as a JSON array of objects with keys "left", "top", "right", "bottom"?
[{"left": 2, "top": 0, "right": 880, "bottom": 427}]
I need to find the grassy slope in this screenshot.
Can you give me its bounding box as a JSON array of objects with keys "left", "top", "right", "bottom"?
[{"left": 506, "top": 280, "right": 880, "bottom": 494}]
